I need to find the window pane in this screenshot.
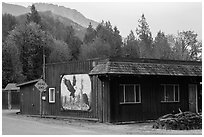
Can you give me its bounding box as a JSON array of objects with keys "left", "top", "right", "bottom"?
[
  {"left": 175, "top": 85, "right": 179, "bottom": 101},
  {"left": 49, "top": 88, "right": 55, "bottom": 103},
  {"left": 125, "top": 85, "right": 134, "bottom": 102},
  {"left": 119, "top": 85, "right": 124, "bottom": 103},
  {"left": 135, "top": 85, "right": 140, "bottom": 102},
  {"left": 50, "top": 89, "right": 54, "bottom": 101},
  {"left": 166, "top": 85, "right": 174, "bottom": 101}
]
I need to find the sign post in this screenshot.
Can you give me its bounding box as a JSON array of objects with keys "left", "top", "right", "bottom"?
[{"left": 35, "top": 79, "right": 48, "bottom": 117}]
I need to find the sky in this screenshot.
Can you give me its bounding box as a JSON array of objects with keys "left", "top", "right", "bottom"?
[{"left": 6, "top": 0, "right": 202, "bottom": 40}]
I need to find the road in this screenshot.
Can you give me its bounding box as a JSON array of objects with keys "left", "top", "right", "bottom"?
[
  {"left": 2, "top": 110, "right": 99, "bottom": 135},
  {"left": 2, "top": 110, "right": 202, "bottom": 135}
]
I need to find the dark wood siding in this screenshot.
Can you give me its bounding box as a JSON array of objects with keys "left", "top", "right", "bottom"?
[
  {"left": 110, "top": 75, "right": 144, "bottom": 122},
  {"left": 18, "top": 58, "right": 201, "bottom": 123},
  {"left": 20, "top": 84, "right": 40, "bottom": 115},
  {"left": 11, "top": 92, "right": 20, "bottom": 109},
  {"left": 90, "top": 76, "right": 111, "bottom": 123},
  {"left": 103, "top": 80, "right": 111, "bottom": 122},
  {"left": 2, "top": 91, "right": 20, "bottom": 109},
  {"left": 2, "top": 92, "right": 8, "bottom": 109},
  {"left": 109, "top": 75, "right": 200, "bottom": 122},
  {"left": 45, "top": 60, "right": 100, "bottom": 119}
]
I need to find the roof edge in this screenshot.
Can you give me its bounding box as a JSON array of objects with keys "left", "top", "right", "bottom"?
[
  {"left": 108, "top": 57, "right": 202, "bottom": 65},
  {"left": 89, "top": 60, "right": 202, "bottom": 76},
  {"left": 16, "top": 79, "right": 40, "bottom": 87}
]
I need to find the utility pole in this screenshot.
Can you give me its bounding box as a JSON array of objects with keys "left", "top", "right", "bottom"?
[
  {"left": 42, "top": 43, "right": 46, "bottom": 81},
  {"left": 40, "top": 45, "right": 46, "bottom": 118},
  {"left": 43, "top": 54, "right": 45, "bottom": 80}
]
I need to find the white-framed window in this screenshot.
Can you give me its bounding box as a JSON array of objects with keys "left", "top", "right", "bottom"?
[
  {"left": 161, "top": 84, "right": 180, "bottom": 102},
  {"left": 49, "top": 88, "right": 55, "bottom": 103},
  {"left": 119, "top": 84, "right": 141, "bottom": 104}
]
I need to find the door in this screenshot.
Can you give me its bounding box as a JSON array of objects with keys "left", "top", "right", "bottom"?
[
  {"left": 197, "top": 83, "right": 202, "bottom": 113},
  {"left": 188, "top": 84, "right": 197, "bottom": 113}
]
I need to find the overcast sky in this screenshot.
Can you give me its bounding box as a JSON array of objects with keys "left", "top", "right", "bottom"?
[{"left": 7, "top": 0, "right": 202, "bottom": 40}]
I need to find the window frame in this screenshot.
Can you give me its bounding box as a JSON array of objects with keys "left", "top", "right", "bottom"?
[
  {"left": 119, "top": 84, "right": 141, "bottom": 104},
  {"left": 161, "top": 84, "right": 180, "bottom": 103},
  {"left": 49, "top": 88, "right": 55, "bottom": 103}
]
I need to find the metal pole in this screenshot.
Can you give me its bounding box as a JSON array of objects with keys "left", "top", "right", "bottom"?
[{"left": 40, "top": 91, "right": 42, "bottom": 117}]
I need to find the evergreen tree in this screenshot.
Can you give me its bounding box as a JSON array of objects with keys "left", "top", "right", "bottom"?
[
  {"left": 2, "top": 42, "right": 15, "bottom": 88},
  {"left": 136, "top": 14, "right": 153, "bottom": 58},
  {"left": 2, "top": 14, "right": 17, "bottom": 42},
  {"left": 111, "top": 26, "right": 122, "bottom": 57},
  {"left": 96, "top": 21, "right": 113, "bottom": 43},
  {"left": 122, "top": 30, "right": 140, "bottom": 58},
  {"left": 27, "top": 4, "right": 41, "bottom": 25},
  {"left": 95, "top": 21, "right": 122, "bottom": 57},
  {"left": 65, "top": 26, "right": 82, "bottom": 61},
  {"left": 153, "top": 31, "right": 172, "bottom": 59},
  {"left": 80, "top": 37, "right": 111, "bottom": 59},
  {"left": 6, "top": 22, "right": 52, "bottom": 81},
  {"left": 83, "top": 22, "right": 96, "bottom": 44},
  {"left": 3, "top": 37, "right": 25, "bottom": 88}
]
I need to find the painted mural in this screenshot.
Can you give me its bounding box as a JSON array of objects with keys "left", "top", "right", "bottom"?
[{"left": 61, "top": 74, "right": 91, "bottom": 111}]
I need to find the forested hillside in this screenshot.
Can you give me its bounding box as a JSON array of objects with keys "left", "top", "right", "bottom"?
[
  {"left": 2, "top": 2, "right": 98, "bottom": 28},
  {"left": 15, "top": 11, "right": 86, "bottom": 40},
  {"left": 2, "top": 4, "right": 202, "bottom": 88}
]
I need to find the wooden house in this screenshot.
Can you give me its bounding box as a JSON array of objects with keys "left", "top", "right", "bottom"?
[
  {"left": 16, "top": 79, "right": 41, "bottom": 115},
  {"left": 2, "top": 83, "right": 20, "bottom": 109},
  {"left": 17, "top": 58, "right": 202, "bottom": 123}
]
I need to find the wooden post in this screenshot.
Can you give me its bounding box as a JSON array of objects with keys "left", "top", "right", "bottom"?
[
  {"left": 8, "top": 91, "right": 11, "bottom": 109},
  {"left": 43, "top": 54, "right": 45, "bottom": 80},
  {"left": 40, "top": 47, "right": 45, "bottom": 117}
]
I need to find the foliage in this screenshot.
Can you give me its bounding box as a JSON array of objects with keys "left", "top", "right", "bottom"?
[
  {"left": 122, "top": 30, "right": 140, "bottom": 58},
  {"left": 136, "top": 14, "right": 153, "bottom": 58},
  {"left": 2, "top": 8, "right": 202, "bottom": 88},
  {"left": 2, "top": 13, "right": 17, "bottom": 42},
  {"left": 96, "top": 21, "right": 122, "bottom": 57},
  {"left": 80, "top": 37, "right": 111, "bottom": 59},
  {"left": 6, "top": 22, "right": 52, "bottom": 81},
  {"left": 26, "top": 4, "right": 41, "bottom": 25},
  {"left": 40, "top": 13, "right": 69, "bottom": 41},
  {"left": 16, "top": 10, "right": 85, "bottom": 41},
  {"left": 136, "top": 14, "right": 153, "bottom": 43},
  {"left": 83, "top": 23, "right": 96, "bottom": 44},
  {"left": 2, "top": 42, "right": 16, "bottom": 88},
  {"left": 153, "top": 31, "right": 173, "bottom": 59},
  {"left": 111, "top": 26, "right": 123, "bottom": 56},
  {"left": 2, "top": 40, "right": 25, "bottom": 88},
  {"left": 65, "top": 26, "right": 83, "bottom": 61},
  {"left": 81, "top": 21, "right": 123, "bottom": 59},
  {"left": 48, "top": 39, "right": 71, "bottom": 63},
  {"left": 175, "top": 30, "right": 201, "bottom": 61}
]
